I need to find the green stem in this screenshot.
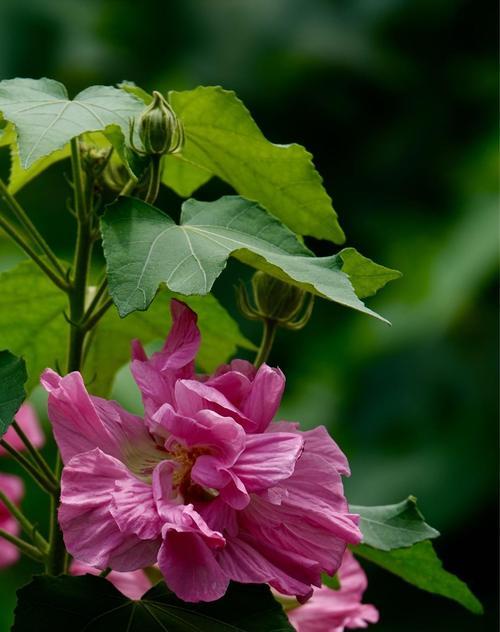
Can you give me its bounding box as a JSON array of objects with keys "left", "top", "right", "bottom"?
[
  {"left": 0, "top": 439, "right": 58, "bottom": 494},
  {"left": 119, "top": 174, "right": 138, "bottom": 197},
  {"left": 0, "top": 529, "right": 45, "bottom": 563},
  {"left": 11, "top": 420, "right": 58, "bottom": 487},
  {"left": 99, "top": 567, "right": 112, "bottom": 578},
  {"left": 0, "top": 178, "right": 66, "bottom": 277},
  {"left": 0, "top": 489, "right": 48, "bottom": 553},
  {"left": 144, "top": 155, "right": 162, "bottom": 204},
  {"left": 82, "top": 297, "right": 113, "bottom": 332},
  {"left": 254, "top": 319, "right": 278, "bottom": 367},
  {"left": 0, "top": 213, "right": 69, "bottom": 291},
  {"left": 47, "top": 136, "right": 93, "bottom": 576}
]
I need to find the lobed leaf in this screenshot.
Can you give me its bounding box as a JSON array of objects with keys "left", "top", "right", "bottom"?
[
  {"left": 0, "top": 78, "right": 144, "bottom": 168},
  {"left": 0, "top": 350, "right": 27, "bottom": 437},
  {"left": 162, "top": 85, "right": 345, "bottom": 243},
  {"left": 13, "top": 576, "right": 294, "bottom": 631},
  {"left": 353, "top": 541, "right": 483, "bottom": 615},
  {"left": 351, "top": 496, "right": 440, "bottom": 550},
  {"left": 101, "top": 195, "right": 394, "bottom": 322}
]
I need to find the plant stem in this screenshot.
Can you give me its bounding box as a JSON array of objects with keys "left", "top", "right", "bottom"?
[
  {"left": 11, "top": 420, "right": 58, "bottom": 487},
  {"left": 0, "top": 439, "right": 58, "bottom": 494},
  {"left": 0, "top": 529, "right": 45, "bottom": 563},
  {"left": 0, "top": 489, "right": 48, "bottom": 553},
  {"left": 99, "top": 567, "right": 112, "bottom": 578},
  {"left": 254, "top": 319, "right": 278, "bottom": 367},
  {"left": 144, "top": 155, "right": 162, "bottom": 204},
  {"left": 47, "top": 137, "right": 93, "bottom": 576},
  {"left": 0, "top": 178, "right": 66, "bottom": 277},
  {"left": 0, "top": 213, "right": 69, "bottom": 291},
  {"left": 119, "top": 174, "right": 138, "bottom": 197},
  {"left": 82, "top": 297, "right": 113, "bottom": 332}
]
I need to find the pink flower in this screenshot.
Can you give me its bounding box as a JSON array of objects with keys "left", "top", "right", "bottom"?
[
  {"left": 0, "top": 473, "right": 24, "bottom": 568},
  {"left": 70, "top": 560, "right": 151, "bottom": 600},
  {"left": 287, "top": 551, "right": 379, "bottom": 632},
  {"left": 0, "top": 402, "right": 45, "bottom": 456},
  {"left": 42, "top": 300, "right": 361, "bottom": 602}
]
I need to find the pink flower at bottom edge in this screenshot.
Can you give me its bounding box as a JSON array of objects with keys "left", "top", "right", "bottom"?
[
  {"left": 0, "top": 402, "right": 45, "bottom": 456},
  {"left": 0, "top": 473, "right": 24, "bottom": 569},
  {"left": 70, "top": 560, "right": 152, "bottom": 600},
  {"left": 287, "top": 551, "right": 379, "bottom": 632}
]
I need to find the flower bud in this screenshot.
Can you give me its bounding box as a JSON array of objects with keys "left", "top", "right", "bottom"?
[
  {"left": 135, "top": 91, "right": 184, "bottom": 156},
  {"left": 80, "top": 143, "right": 112, "bottom": 179},
  {"left": 237, "top": 271, "right": 315, "bottom": 330},
  {"left": 252, "top": 272, "right": 306, "bottom": 322}
]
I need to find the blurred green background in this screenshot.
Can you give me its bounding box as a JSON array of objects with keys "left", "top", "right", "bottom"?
[{"left": 0, "top": 0, "right": 497, "bottom": 629}]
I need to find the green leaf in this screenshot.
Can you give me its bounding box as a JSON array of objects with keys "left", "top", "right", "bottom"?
[
  {"left": 354, "top": 541, "right": 483, "bottom": 615},
  {"left": 13, "top": 576, "right": 294, "bottom": 631},
  {"left": 350, "top": 496, "right": 440, "bottom": 550},
  {"left": 102, "top": 195, "right": 391, "bottom": 323},
  {"left": 339, "top": 247, "right": 402, "bottom": 299},
  {"left": 0, "top": 260, "right": 252, "bottom": 396},
  {"left": 85, "top": 289, "right": 255, "bottom": 396},
  {"left": 163, "top": 86, "right": 345, "bottom": 243},
  {"left": 321, "top": 573, "right": 340, "bottom": 590},
  {"left": 0, "top": 350, "right": 27, "bottom": 437},
  {"left": 0, "top": 78, "right": 145, "bottom": 168},
  {"left": 0, "top": 260, "right": 67, "bottom": 393},
  {"left": 8, "top": 144, "right": 70, "bottom": 195}
]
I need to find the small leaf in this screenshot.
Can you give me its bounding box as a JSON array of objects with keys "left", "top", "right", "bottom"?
[
  {"left": 351, "top": 496, "right": 440, "bottom": 550},
  {"left": 163, "top": 85, "right": 345, "bottom": 243},
  {"left": 13, "top": 576, "right": 294, "bottom": 631},
  {"left": 0, "top": 350, "right": 27, "bottom": 437},
  {"left": 353, "top": 541, "right": 483, "bottom": 615},
  {"left": 102, "top": 195, "right": 392, "bottom": 323},
  {"left": 321, "top": 573, "right": 340, "bottom": 590},
  {"left": 85, "top": 289, "right": 255, "bottom": 396},
  {"left": 0, "top": 78, "right": 145, "bottom": 168},
  {"left": 339, "top": 247, "right": 402, "bottom": 299}
]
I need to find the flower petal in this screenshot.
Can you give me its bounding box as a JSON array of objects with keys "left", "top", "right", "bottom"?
[
  {"left": 241, "top": 364, "right": 285, "bottom": 433},
  {"left": 60, "top": 448, "right": 160, "bottom": 571},
  {"left": 158, "top": 531, "right": 229, "bottom": 602},
  {"left": 41, "top": 369, "right": 156, "bottom": 466},
  {"left": 232, "top": 432, "right": 303, "bottom": 492}
]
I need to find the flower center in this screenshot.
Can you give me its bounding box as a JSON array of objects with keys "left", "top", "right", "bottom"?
[{"left": 170, "top": 444, "right": 218, "bottom": 503}]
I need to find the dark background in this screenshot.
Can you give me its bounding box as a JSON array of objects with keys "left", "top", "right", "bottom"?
[{"left": 0, "top": 0, "right": 498, "bottom": 630}]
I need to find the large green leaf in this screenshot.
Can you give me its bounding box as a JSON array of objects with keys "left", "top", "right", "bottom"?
[
  {"left": 162, "top": 85, "right": 344, "bottom": 243},
  {"left": 0, "top": 260, "right": 252, "bottom": 396},
  {"left": 351, "top": 496, "right": 439, "bottom": 550},
  {"left": 85, "top": 289, "right": 254, "bottom": 396},
  {"left": 0, "top": 350, "right": 27, "bottom": 437},
  {"left": 0, "top": 78, "right": 144, "bottom": 168},
  {"left": 102, "top": 195, "right": 396, "bottom": 322},
  {"left": 13, "top": 576, "right": 294, "bottom": 631},
  {"left": 338, "top": 248, "right": 401, "bottom": 299},
  {"left": 354, "top": 541, "right": 483, "bottom": 615}
]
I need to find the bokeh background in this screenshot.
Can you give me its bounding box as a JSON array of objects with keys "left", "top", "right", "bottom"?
[{"left": 0, "top": 0, "right": 497, "bottom": 629}]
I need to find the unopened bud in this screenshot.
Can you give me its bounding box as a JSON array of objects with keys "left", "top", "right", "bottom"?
[
  {"left": 133, "top": 91, "right": 184, "bottom": 157},
  {"left": 237, "top": 272, "right": 315, "bottom": 330}
]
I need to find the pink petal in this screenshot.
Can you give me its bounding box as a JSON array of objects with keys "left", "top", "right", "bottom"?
[
  {"left": 287, "top": 551, "right": 379, "bottom": 631},
  {"left": 110, "top": 476, "right": 162, "bottom": 540},
  {"left": 231, "top": 432, "right": 303, "bottom": 492},
  {"left": 158, "top": 531, "right": 229, "bottom": 602},
  {"left": 174, "top": 380, "right": 251, "bottom": 430},
  {"left": 153, "top": 405, "right": 245, "bottom": 461},
  {"left": 241, "top": 364, "right": 285, "bottom": 433},
  {"left": 160, "top": 300, "right": 201, "bottom": 371},
  {"left": 60, "top": 448, "right": 160, "bottom": 571},
  {"left": 70, "top": 560, "right": 152, "bottom": 600},
  {"left": 0, "top": 403, "right": 44, "bottom": 456},
  {"left": 41, "top": 369, "right": 157, "bottom": 466},
  {"left": 218, "top": 536, "right": 318, "bottom": 598}
]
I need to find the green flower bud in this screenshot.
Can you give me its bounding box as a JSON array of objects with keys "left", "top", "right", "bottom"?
[
  {"left": 236, "top": 271, "right": 315, "bottom": 330},
  {"left": 251, "top": 272, "right": 306, "bottom": 322},
  {"left": 135, "top": 91, "right": 184, "bottom": 156}
]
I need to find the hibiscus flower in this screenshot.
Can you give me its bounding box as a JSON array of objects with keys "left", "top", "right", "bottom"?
[{"left": 42, "top": 300, "right": 361, "bottom": 602}]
